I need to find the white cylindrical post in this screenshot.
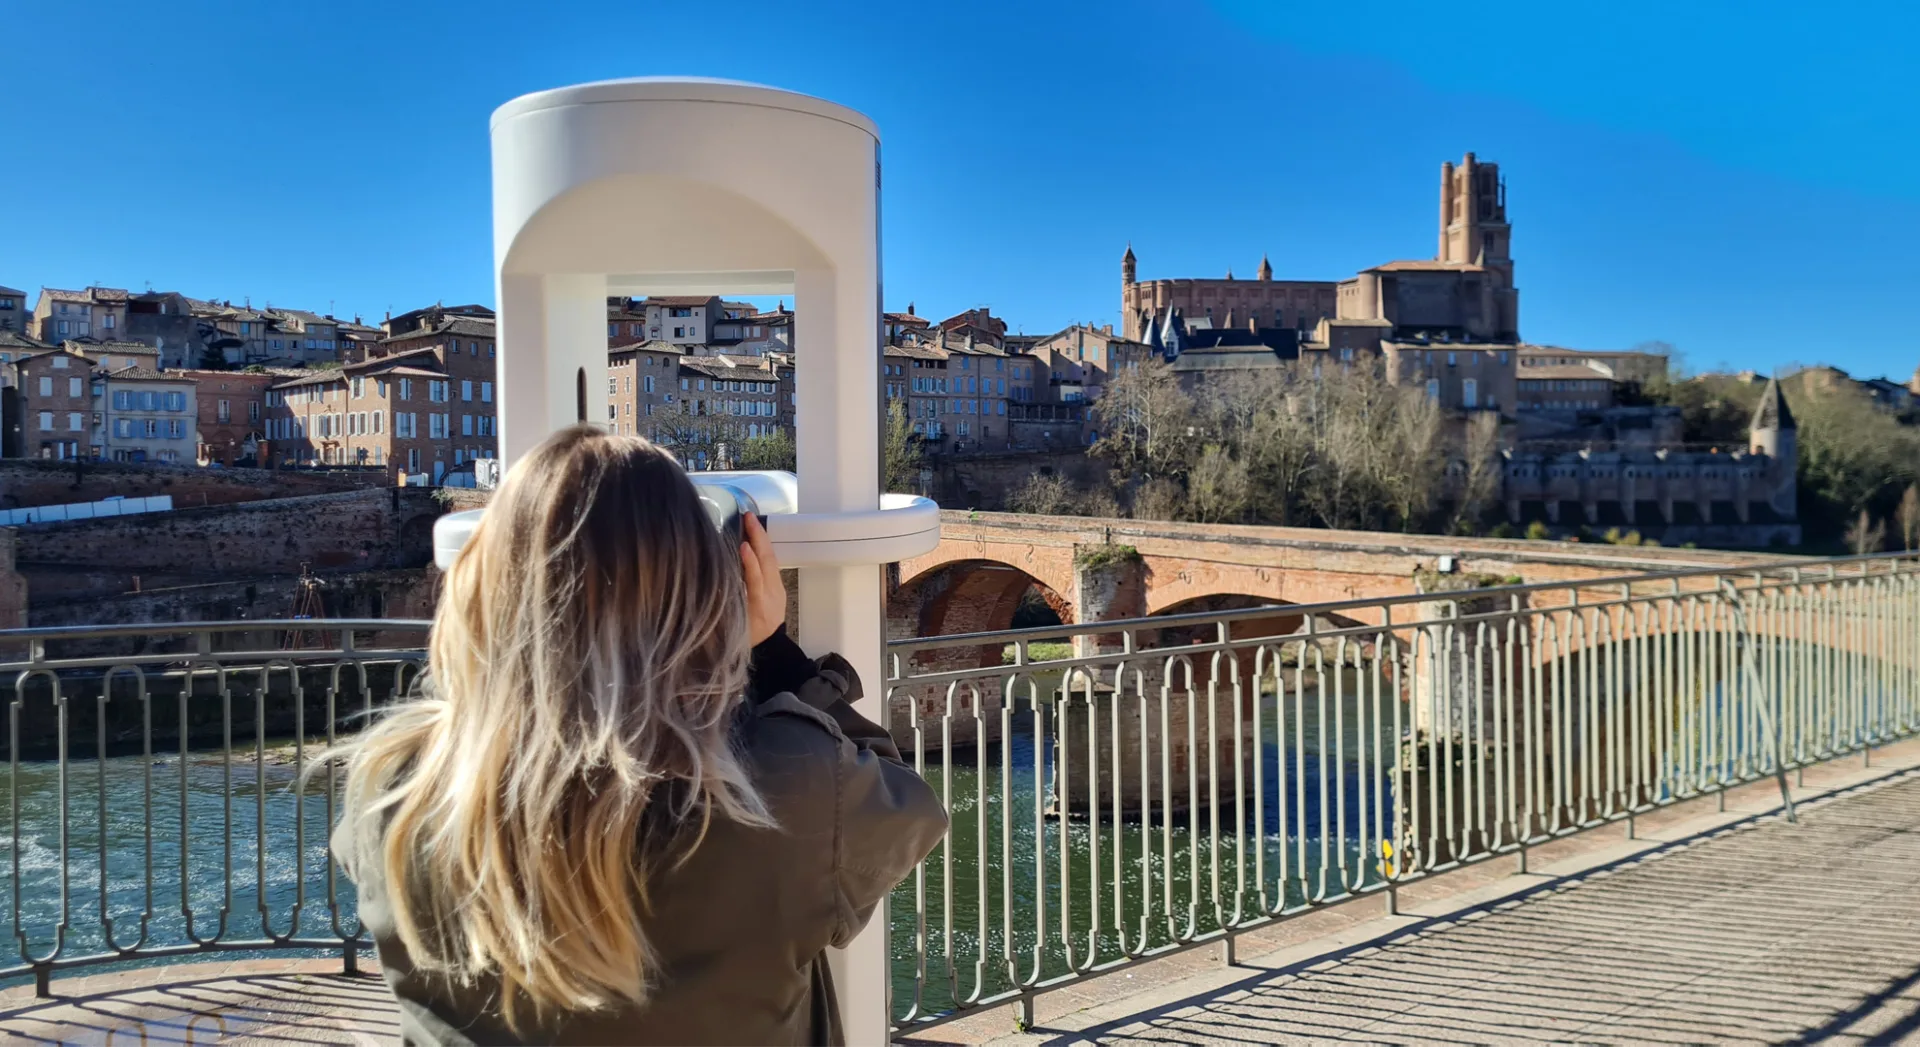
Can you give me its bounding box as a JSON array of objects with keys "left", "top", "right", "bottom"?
[{"left": 491, "top": 78, "right": 909, "bottom": 1044}]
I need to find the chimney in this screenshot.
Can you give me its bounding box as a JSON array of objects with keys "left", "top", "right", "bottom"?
[
  {"left": 1102, "top": 323, "right": 1112, "bottom": 336},
  {"left": 907, "top": 302, "right": 915, "bottom": 316}
]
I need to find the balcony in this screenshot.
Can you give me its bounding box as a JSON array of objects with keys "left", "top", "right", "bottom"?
[{"left": 2, "top": 553, "right": 1918, "bottom": 1040}]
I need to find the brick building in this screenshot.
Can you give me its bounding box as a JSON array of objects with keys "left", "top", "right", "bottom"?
[
  {"left": 179, "top": 369, "right": 285, "bottom": 466},
  {"left": 937, "top": 342, "right": 1011, "bottom": 452},
  {"left": 883, "top": 305, "right": 932, "bottom": 346},
  {"left": 1124, "top": 154, "right": 1526, "bottom": 413},
  {"left": 267, "top": 308, "right": 498, "bottom": 482},
  {"left": 890, "top": 343, "right": 951, "bottom": 446},
  {"left": 1518, "top": 344, "right": 1668, "bottom": 388},
  {"left": 937, "top": 307, "right": 1008, "bottom": 350},
  {"left": 670, "top": 355, "right": 785, "bottom": 469},
  {"left": 1515, "top": 362, "right": 1617, "bottom": 413},
  {"left": 607, "top": 339, "right": 684, "bottom": 440},
  {"left": 1382, "top": 342, "right": 1518, "bottom": 413},
  {"left": 3, "top": 348, "right": 92, "bottom": 458}
]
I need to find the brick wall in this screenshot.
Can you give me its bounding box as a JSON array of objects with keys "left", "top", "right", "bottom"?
[
  {"left": 26, "top": 568, "right": 437, "bottom": 629},
  {"left": 0, "top": 457, "right": 379, "bottom": 511},
  {"left": 0, "top": 530, "right": 23, "bottom": 630},
  {"left": 928, "top": 450, "right": 1104, "bottom": 509},
  {"left": 14, "top": 487, "right": 442, "bottom": 603}
]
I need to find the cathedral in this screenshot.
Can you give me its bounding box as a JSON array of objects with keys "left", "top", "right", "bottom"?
[
  {"left": 1119, "top": 153, "right": 1801, "bottom": 547},
  {"left": 1124, "top": 153, "right": 1518, "bottom": 350}
]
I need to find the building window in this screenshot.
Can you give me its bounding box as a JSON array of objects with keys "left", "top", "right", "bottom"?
[
  {"left": 68, "top": 412, "right": 83, "bottom": 431},
  {"left": 1462, "top": 378, "right": 1479, "bottom": 409},
  {"left": 462, "top": 380, "right": 474, "bottom": 402},
  {"left": 1426, "top": 379, "right": 1441, "bottom": 401}
]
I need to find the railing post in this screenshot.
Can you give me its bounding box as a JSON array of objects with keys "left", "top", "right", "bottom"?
[
  {"left": 343, "top": 940, "right": 360, "bottom": 976},
  {"left": 34, "top": 963, "right": 50, "bottom": 998}
]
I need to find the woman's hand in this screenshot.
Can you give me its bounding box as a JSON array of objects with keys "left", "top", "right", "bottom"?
[{"left": 740, "top": 513, "right": 787, "bottom": 646}]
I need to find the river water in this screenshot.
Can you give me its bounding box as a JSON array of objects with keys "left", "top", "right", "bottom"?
[{"left": 1, "top": 686, "right": 1398, "bottom": 1024}]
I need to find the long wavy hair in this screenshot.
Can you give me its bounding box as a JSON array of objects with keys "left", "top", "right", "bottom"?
[{"left": 327, "top": 425, "right": 768, "bottom": 1029}]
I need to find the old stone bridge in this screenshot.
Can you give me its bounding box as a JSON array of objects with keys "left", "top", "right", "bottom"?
[{"left": 890, "top": 511, "right": 1773, "bottom": 643}]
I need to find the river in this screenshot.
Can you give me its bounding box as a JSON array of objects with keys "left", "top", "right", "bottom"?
[{"left": 0, "top": 684, "right": 1399, "bottom": 1025}]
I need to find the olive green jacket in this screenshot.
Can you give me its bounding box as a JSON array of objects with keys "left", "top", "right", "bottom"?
[{"left": 356, "top": 638, "right": 947, "bottom": 1045}]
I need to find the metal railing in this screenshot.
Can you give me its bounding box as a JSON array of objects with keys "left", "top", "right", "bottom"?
[
  {"left": 1, "top": 620, "right": 428, "bottom": 995},
  {"left": 2, "top": 554, "right": 1917, "bottom": 1037},
  {"left": 881, "top": 553, "right": 1920, "bottom": 1032}
]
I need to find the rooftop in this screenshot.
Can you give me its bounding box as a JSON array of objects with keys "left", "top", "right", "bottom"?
[
  {"left": 1366, "top": 259, "right": 1486, "bottom": 273},
  {"left": 1517, "top": 363, "right": 1617, "bottom": 381},
  {"left": 103, "top": 366, "right": 194, "bottom": 384},
  {"left": 380, "top": 316, "right": 496, "bottom": 343},
  {"left": 42, "top": 286, "right": 132, "bottom": 304},
  {"left": 0, "top": 329, "right": 50, "bottom": 351},
  {"left": 67, "top": 340, "right": 159, "bottom": 355},
  {"left": 609, "top": 338, "right": 686, "bottom": 356}
]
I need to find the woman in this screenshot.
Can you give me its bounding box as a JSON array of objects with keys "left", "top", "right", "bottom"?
[{"left": 331, "top": 425, "right": 948, "bottom": 1045}]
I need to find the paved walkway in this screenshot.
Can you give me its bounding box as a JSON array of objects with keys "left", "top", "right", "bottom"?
[
  {"left": 980, "top": 769, "right": 1920, "bottom": 1046},
  {"left": 4, "top": 759, "right": 1918, "bottom": 1045}
]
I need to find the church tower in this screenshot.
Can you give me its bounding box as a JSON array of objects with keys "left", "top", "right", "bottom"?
[
  {"left": 1121, "top": 244, "right": 1139, "bottom": 339},
  {"left": 1439, "top": 152, "right": 1519, "bottom": 338},
  {"left": 1749, "top": 377, "right": 1798, "bottom": 518},
  {"left": 1439, "top": 153, "right": 1509, "bottom": 272}
]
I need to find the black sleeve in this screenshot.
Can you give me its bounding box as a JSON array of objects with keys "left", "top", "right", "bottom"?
[{"left": 749, "top": 624, "right": 818, "bottom": 704}]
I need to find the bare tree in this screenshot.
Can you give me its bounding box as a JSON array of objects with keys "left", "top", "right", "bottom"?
[
  {"left": 1186, "top": 444, "right": 1251, "bottom": 523},
  {"left": 1092, "top": 358, "right": 1195, "bottom": 486},
  {"left": 1378, "top": 373, "right": 1445, "bottom": 531},
  {"left": 1845, "top": 509, "right": 1886, "bottom": 555},
  {"left": 1449, "top": 412, "right": 1504, "bottom": 533},
  {"left": 1131, "top": 478, "right": 1186, "bottom": 521},
  {"left": 1007, "top": 473, "right": 1081, "bottom": 515}
]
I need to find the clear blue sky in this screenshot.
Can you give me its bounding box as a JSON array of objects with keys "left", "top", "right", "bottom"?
[{"left": 4, "top": 0, "right": 1916, "bottom": 380}]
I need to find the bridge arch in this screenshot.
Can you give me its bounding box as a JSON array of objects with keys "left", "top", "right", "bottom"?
[{"left": 890, "top": 558, "right": 1073, "bottom": 642}]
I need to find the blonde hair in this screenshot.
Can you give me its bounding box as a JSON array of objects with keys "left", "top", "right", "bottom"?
[{"left": 329, "top": 425, "right": 769, "bottom": 1029}]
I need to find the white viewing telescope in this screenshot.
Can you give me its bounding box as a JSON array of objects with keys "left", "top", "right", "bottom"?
[
  {"left": 433, "top": 77, "right": 939, "bottom": 573},
  {"left": 430, "top": 78, "right": 932, "bottom": 1040}
]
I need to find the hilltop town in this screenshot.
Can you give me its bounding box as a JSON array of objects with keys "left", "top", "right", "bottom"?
[{"left": 3, "top": 153, "right": 1917, "bottom": 620}]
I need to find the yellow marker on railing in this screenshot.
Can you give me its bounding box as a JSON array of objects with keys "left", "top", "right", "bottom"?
[{"left": 1380, "top": 840, "right": 1397, "bottom": 878}]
